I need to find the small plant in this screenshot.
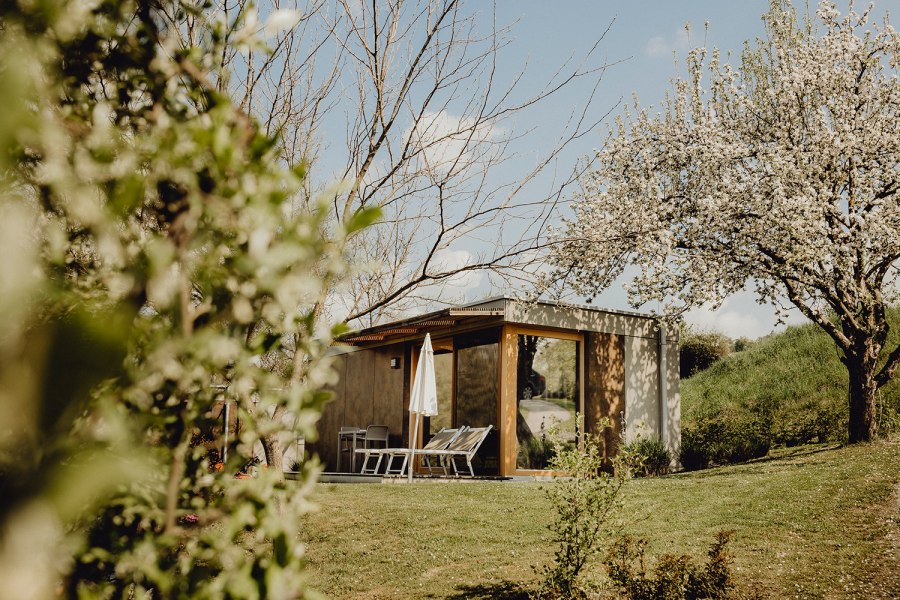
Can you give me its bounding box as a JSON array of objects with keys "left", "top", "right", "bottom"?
[
  {"left": 534, "top": 415, "right": 631, "bottom": 599},
  {"left": 521, "top": 435, "right": 555, "bottom": 470},
  {"left": 622, "top": 436, "right": 671, "bottom": 477},
  {"left": 605, "top": 531, "right": 737, "bottom": 600}
]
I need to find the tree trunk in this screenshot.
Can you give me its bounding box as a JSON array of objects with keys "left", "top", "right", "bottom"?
[
  {"left": 261, "top": 433, "right": 284, "bottom": 474},
  {"left": 846, "top": 349, "right": 878, "bottom": 443},
  {"left": 259, "top": 405, "right": 286, "bottom": 481}
]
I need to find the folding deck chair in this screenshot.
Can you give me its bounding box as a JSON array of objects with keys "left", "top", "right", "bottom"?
[
  {"left": 425, "top": 425, "right": 493, "bottom": 477},
  {"left": 356, "top": 427, "right": 464, "bottom": 475}
]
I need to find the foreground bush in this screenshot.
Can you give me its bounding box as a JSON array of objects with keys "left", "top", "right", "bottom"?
[
  {"left": 535, "top": 416, "right": 629, "bottom": 599},
  {"left": 605, "top": 531, "right": 736, "bottom": 600},
  {"left": 0, "top": 1, "right": 371, "bottom": 597}
]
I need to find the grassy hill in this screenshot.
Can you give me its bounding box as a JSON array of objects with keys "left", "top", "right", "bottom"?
[{"left": 681, "top": 313, "right": 900, "bottom": 449}]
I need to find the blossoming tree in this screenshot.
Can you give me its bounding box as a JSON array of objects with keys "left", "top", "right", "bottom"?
[{"left": 552, "top": 1, "right": 900, "bottom": 443}]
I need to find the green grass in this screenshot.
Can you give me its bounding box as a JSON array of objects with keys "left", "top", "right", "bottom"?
[
  {"left": 681, "top": 313, "right": 900, "bottom": 444},
  {"left": 300, "top": 439, "right": 900, "bottom": 599}
]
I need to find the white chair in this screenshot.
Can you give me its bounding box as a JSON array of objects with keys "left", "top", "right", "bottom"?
[
  {"left": 357, "top": 427, "right": 464, "bottom": 475},
  {"left": 423, "top": 425, "right": 493, "bottom": 477}
]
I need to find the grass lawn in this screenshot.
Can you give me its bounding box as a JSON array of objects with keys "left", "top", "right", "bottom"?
[{"left": 301, "top": 439, "right": 900, "bottom": 599}]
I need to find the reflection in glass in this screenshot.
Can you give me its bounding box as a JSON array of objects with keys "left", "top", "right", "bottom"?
[
  {"left": 431, "top": 351, "right": 453, "bottom": 432},
  {"left": 516, "top": 335, "right": 579, "bottom": 469},
  {"left": 455, "top": 342, "right": 499, "bottom": 474}
]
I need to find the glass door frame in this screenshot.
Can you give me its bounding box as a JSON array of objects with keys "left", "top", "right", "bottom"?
[{"left": 499, "top": 324, "right": 585, "bottom": 477}]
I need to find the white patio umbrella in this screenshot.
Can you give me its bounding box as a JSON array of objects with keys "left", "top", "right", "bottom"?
[{"left": 407, "top": 333, "right": 438, "bottom": 482}]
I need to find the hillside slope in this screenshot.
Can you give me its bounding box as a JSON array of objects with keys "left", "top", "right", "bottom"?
[{"left": 681, "top": 312, "right": 900, "bottom": 445}]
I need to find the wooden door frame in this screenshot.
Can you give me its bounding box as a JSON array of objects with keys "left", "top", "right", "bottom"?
[{"left": 499, "top": 324, "right": 585, "bottom": 477}]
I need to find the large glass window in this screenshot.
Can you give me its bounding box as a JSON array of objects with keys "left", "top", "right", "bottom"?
[
  {"left": 431, "top": 351, "right": 454, "bottom": 431},
  {"left": 516, "top": 335, "right": 579, "bottom": 470},
  {"left": 454, "top": 332, "right": 499, "bottom": 474}
]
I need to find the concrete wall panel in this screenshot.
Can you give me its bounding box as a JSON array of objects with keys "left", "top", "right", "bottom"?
[
  {"left": 623, "top": 336, "right": 660, "bottom": 442},
  {"left": 665, "top": 338, "right": 681, "bottom": 458},
  {"left": 505, "top": 301, "right": 658, "bottom": 339}
]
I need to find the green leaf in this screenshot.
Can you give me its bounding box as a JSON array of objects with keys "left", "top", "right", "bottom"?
[{"left": 344, "top": 206, "right": 381, "bottom": 235}]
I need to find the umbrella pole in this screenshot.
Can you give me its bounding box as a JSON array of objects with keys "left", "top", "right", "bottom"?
[{"left": 408, "top": 413, "right": 419, "bottom": 483}]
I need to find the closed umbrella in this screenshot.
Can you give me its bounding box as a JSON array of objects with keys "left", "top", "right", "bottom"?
[{"left": 407, "top": 333, "right": 438, "bottom": 482}]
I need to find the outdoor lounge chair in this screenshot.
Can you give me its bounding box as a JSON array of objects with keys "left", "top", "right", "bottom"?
[
  {"left": 356, "top": 426, "right": 464, "bottom": 476},
  {"left": 423, "top": 425, "right": 493, "bottom": 477}
]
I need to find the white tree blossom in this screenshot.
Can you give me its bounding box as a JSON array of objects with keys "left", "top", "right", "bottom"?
[{"left": 552, "top": 0, "right": 900, "bottom": 442}]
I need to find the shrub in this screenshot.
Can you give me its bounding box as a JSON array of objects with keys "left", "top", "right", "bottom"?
[
  {"left": 679, "top": 413, "right": 771, "bottom": 471},
  {"left": 680, "top": 327, "right": 733, "bottom": 379},
  {"left": 623, "top": 436, "right": 671, "bottom": 476},
  {"left": 535, "top": 416, "right": 630, "bottom": 599},
  {"left": 732, "top": 337, "right": 755, "bottom": 353},
  {"left": 771, "top": 401, "right": 845, "bottom": 446},
  {"left": 605, "top": 531, "right": 737, "bottom": 600},
  {"left": 678, "top": 427, "right": 712, "bottom": 471}
]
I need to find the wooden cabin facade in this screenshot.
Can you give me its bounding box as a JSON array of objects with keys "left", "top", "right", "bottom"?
[{"left": 308, "top": 298, "right": 680, "bottom": 477}]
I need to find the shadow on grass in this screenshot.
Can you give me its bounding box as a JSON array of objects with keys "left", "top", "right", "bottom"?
[
  {"left": 672, "top": 443, "right": 843, "bottom": 479},
  {"left": 437, "top": 580, "right": 531, "bottom": 599}
]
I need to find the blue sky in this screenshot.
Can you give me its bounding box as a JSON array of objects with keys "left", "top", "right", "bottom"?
[{"left": 458, "top": 0, "right": 899, "bottom": 339}]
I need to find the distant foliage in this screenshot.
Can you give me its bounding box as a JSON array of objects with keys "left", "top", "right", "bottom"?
[
  {"left": 732, "top": 337, "right": 755, "bottom": 353},
  {"left": 680, "top": 327, "right": 733, "bottom": 379},
  {"left": 681, "top": 314, "right": 900, "bottom": 469},
  {"left": 679, "top": 413, "right": 771, "bottom": 471},
  {"left": 605, "top": 531, "right": 737, "bottom": 600},
  {"left": 622, "top": 437, "right": 671, "bottom": 477}
]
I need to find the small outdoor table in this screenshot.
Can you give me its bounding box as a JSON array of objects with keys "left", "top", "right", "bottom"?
[{"left": 337, "top": 428, "right": 366, "bottom": 473}]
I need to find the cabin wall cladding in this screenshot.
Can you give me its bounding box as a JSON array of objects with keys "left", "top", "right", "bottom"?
[
  {"left": 584, "top": 331, "right": 626, "bottom": 459},
  {"left": 311, "top": 344, "right": 406, "bottom": 471}
]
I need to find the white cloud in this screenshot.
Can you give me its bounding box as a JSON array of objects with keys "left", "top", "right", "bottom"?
[
  {"left": 406, "top": 110, "right": 502, "bottom": 177},
  {"left": 645, "top": 27, "right": 691, "bottom": 58},
  {"left": 685, "top": 292, "right": 807, "bottom": 339},
  {"left": 685, "top": 306, "right": 764, "bottom": 339},
  {"left": 431, "top": 249, "right": 484, "bottom": 293},
  {"left": 263, "top": 9, "right": 302, "bottom": 36}
]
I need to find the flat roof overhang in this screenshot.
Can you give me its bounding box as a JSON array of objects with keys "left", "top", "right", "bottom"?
[
  {"left": 335, "top": 296, "right": 663, "bottom": 349},
  {"left": 338, "top": 306, "right": 506, "bottom": 347}
]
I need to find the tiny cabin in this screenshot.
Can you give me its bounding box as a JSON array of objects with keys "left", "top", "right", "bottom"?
[{"left": 308, "top": 297, "right": 680, "bottom": 477}]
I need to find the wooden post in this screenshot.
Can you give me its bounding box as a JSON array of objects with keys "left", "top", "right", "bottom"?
[{"left": 498, "top": 326, "right": 518, "bottom": 477}]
